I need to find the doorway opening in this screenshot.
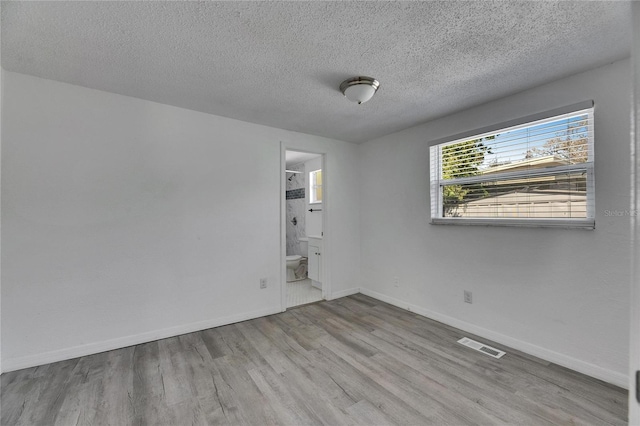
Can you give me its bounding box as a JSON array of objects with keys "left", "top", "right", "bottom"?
[{"left": 283, "top": 149, "right": 325, "bottom": 309}]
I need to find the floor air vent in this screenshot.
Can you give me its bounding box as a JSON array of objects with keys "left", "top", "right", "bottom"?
[{"left": 457, "top": 337, "right": 506, "bottom": 359}]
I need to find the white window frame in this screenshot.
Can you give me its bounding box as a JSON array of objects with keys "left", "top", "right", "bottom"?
[
  {"left": 309, "top": 169, "right": 322, "bottom": 204},
  {"left": 429, "top": 101, "right": 595, "bottom": 229}
]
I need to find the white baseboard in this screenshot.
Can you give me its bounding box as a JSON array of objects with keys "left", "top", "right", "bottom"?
[
  {"left": 359, "top": 288, "right": 628, "bottom": 389},
  {"left": 329, "top": 287, "right": 360, "bottom": 300},
  {"left": 3, "top": 288, "right": 628, "bottom": 390},
  {"left": 1, "top": 306, "right": 282, "bottom": 374}
]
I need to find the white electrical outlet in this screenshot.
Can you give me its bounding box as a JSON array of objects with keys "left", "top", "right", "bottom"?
[
  {"left": 260, "top": 278, "right": 267, "bottom": 289},
  {"left": 393, "top": 277, "right": 400, "bottom": 288},
  {"left": 464, "top": 290, "right": 473, "bottom": 304}
]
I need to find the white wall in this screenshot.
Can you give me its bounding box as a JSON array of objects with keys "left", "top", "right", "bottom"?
[
  {"left": 0, "top": 66, "right": 3, "bottom": 374},
  {"left": 1, "top": 72, "right": 360, "bottom": 370},
  {"left": 0, "top": 28, "right": 4, "bottom": 374},
  {"left": 2, "top": 61, "right": 631, "bottom": 390},
  {"left": 359, "top": 59, "right": 631, "bottom": 387},
  {"left": 630, "top": 2, "right": 640, "bottom": 420}
]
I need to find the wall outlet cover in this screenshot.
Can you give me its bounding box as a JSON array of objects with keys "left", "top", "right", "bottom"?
[{"left": 260, "top": 278, "right": 267, "bottom": 289}]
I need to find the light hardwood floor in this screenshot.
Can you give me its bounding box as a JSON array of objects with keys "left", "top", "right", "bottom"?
[{"left": 1, "top": 294, "right": 628, "bottom": 425}]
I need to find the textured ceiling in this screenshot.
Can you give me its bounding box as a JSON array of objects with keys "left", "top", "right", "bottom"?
[{"left": 1, "top": 1, "right": 632, "bottom": 143}]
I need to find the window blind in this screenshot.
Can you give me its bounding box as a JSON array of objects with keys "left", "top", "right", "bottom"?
[{"left": 429, "top": 104, "right": 595, "bottom": 228}]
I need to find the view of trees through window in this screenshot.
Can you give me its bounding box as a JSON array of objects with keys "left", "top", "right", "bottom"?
[
  {"left": 441, "top": 137, "right": 493, "bottom": 216},
  {"left": 439, "top": 114, "right": 590, "bottom": 218}
]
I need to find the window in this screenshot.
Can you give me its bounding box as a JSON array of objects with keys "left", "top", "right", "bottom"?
[
  {"left": 429, "top": 102, "right": 594, "bottom": 228},
  {"left": 309, "top": 169, "right": 323, "bottom": 204}
]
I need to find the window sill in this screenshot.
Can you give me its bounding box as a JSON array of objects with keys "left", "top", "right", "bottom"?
[{"left": 430, "top": 218, "right": 595, "bottom": 229}]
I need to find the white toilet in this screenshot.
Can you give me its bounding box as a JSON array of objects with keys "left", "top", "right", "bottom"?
[{"left": 286, "top": 255, "right": 302, "bottom": 282}]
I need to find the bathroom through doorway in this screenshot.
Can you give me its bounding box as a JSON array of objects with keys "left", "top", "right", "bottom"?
[{"left": 283, "top": 149, "right": 326, "bottom": 309}]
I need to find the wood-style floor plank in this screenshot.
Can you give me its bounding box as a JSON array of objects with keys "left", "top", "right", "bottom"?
[{"left": 1, "top": 295, "right": 628, "bottom": 425}]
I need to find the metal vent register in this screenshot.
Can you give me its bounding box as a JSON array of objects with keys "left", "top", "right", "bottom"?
[{"left": 457, "top": 337, "right": 506, "bottom": 359}]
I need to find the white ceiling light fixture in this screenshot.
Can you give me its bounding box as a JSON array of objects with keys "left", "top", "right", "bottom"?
[{"left": 339, "top": 76, "right": 380, "bottom": 105}]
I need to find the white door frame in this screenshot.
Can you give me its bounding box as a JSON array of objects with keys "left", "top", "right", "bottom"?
[
  {"left": 280, "top": 143, "right": 330, "bottom": 311},
  {"left": 629, "top": 3, "right": 640, "bottom": 422}
]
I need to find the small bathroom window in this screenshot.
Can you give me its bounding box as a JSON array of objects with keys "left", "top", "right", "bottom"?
[{"left": 309, "top": 169, "right": 323, "bottom": 204}]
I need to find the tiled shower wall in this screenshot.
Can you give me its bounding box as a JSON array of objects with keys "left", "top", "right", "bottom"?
[{"left": 286, "top": 164, "right": 306, "bottom": 256}]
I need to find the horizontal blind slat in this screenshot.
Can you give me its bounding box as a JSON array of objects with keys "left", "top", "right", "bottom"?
[{"left": 431, "top": 106, "right": 594, "bottom": 225}]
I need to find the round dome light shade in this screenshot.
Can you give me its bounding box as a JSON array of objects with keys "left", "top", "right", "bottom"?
[
  {"left": 344, "top": 84, "right": 376, "bottom": 104},
  {"left": 339, "top": 77, "right": 380, "bottom": 104}
]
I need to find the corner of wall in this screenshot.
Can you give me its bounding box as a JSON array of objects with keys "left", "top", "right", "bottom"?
[
  {"left": 329, "top": 287, "right": 360, "bottom": 300},
  {"left": 0, "top": 31, "right": 4, "bottom": 375},
  {"left": 628, "top": 2, "right": 640, "bottom": 422}
]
